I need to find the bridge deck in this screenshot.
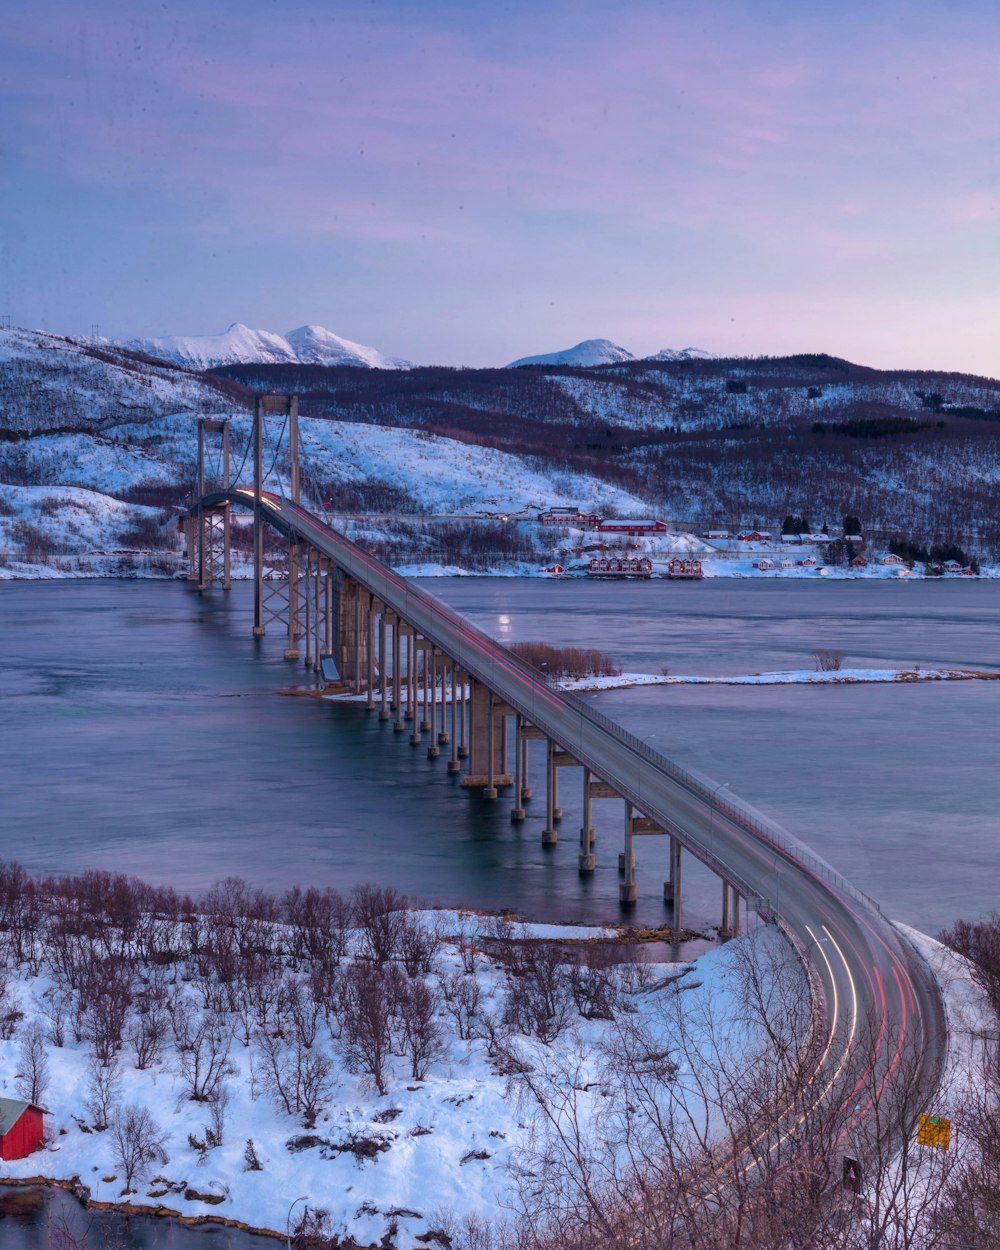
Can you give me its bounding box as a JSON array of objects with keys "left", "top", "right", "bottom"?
[{"left": 194, "top": 487, "right": 946, "bottom": 1155}]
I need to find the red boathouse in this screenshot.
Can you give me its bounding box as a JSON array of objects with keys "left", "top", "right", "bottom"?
[{"left": 0, "top": 1098, "right": 46, "bottom": 1160}]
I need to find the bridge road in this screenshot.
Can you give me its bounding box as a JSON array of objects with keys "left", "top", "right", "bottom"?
[{"left": 205, "top": 488, "right": 947, "bottom": 1171}]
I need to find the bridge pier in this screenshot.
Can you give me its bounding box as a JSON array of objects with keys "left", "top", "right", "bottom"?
[
  {"left": 448, "top": 664, "right": 462, "bottom": 774},
  {"left": 665, "top": 838, "right": 683, "bottom": 931},
  {"left": 378, "top": 611, "right": 390, "bottom": 720},
  {"left": 462, "top": 680, "right": 511, "bottom": 792},
  {"left": 392, "top": 617, "right": 404, "bottom": 731},
  {"left": 426, "top": 648, "right": 440, "bottom": 758},
  {"left": 419, "top": 642, "right": 432, "bottom": 733},
  {"left": 578, "top": 767, "right": 596, "bottom": 872},
  {"left": 721, "top": 879, "right": 732, "bottom": 939},
  {"left": 619, "top": 801, "right": 637, "bottom": 904},
  {"left": 437, "top": 649, "right": 450, "bottom": 745},
  {"left": 511, "top": 714, "right": 526, "bottom": 822},
  {"left": 408, "top": 633, "right": 421, "bottom": 745},
  {"left": 542, "top": 739, "right": 558, "bottom": 844},
  {"left": 366, "top": 595, "right": 376, "bottom": 708}
]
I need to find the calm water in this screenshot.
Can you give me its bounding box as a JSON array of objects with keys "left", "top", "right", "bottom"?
[
  {"left": 0, "top": 1186, "right": 275, "bottom": 1249},
  {"left": 1, "top": 576, "right": 998, "bottom": 1247},
  {"left": 1, "top": 578, "right": 997, "bottom": 939}
]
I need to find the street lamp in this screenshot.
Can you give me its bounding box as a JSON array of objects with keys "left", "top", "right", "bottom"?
[
  {"left": 637, "top": 731, "right": 657, "bottom": 803},
  {"left": 287, "top": 1196, "right": 309, "bottom": 1249},
  {"left": 709, "top": 780, "right": 731, "bottom": 856}
]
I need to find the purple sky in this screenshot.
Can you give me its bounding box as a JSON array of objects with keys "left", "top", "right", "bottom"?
[{"left": 2, "top": 0, "right": 998, "bottom": 372}]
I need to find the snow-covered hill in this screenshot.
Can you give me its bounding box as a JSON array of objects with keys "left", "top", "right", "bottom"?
[
  {"left": 0, "top": 327, "right": 229, "bottom": 433},
  {"left": 121, "top": 323, "right": 413, "bottom": 370},
  {"left": 505, "top": 341, "right": 717, "bottom": 368},
  {"left": 506, "top": 338, "right": 635, "bottom": 368},
  {"left": 0, "top": 327, "right": 659, "bottom": 577},
  {"left": 4, "top": 325, "right": 1000, "bottom": 576},
  {"left": 645, "top": 346, "right": 716, "bottom": 362}
]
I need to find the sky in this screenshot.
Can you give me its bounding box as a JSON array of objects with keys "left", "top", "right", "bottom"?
[{"left": 1, "top": 0, "right": 998, "bottom": 372}]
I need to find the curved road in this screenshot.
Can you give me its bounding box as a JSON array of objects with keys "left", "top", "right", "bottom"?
[{"left": 202, "top": 488, "right": 947, "bottom": 1169}]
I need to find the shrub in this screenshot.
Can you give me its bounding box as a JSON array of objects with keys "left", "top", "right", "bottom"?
[{"left": 510, "top": 642, "right": 620, "bottom": 679}]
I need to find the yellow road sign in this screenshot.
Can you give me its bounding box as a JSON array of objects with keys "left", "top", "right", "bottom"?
[{"left": 917, "top": 1114, "right": 951, "bottom": 1150}]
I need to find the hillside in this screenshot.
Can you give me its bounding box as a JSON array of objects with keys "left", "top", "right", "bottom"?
[
  {"left": 211, "top": 353, "right": 1000, "bottom": 553},
  {"left": 2, "top": 327, "right": 999, "bottom": 576}
]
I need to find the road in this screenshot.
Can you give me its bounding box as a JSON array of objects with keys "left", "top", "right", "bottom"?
[{"left": 203, "top": 488, "right": 947, "bottom": 1171}]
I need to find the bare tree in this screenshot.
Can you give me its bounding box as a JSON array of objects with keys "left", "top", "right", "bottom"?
[
  {"left": 253, "top": 1028, "right": 335, "bottom": 1128},
  {"left": 14, "top": 1020, "right": 49, "bottom": 1106},
  {"left": 85, "top": 1055, "right": 120, "bottom": 1131},
  {"left": 0, "top": 969, "right": 24, "bottom": 1039},
  {"left": 125, "top": 996, "right": 169, "bottom": 1070},
  {"left": 178, "top": 1011, "right": 235, "bottom": 1102},
  {"left": 503, "top": 943, "right": 573, "bottom": 1044},
  {"left": 939, "top": 912, "right": 1000, "bottom": 1018},
  {"left": 110, "top": 1103, "right": 168, "bottom": 1193},
  {"left": 442, "top": 971, "right": 482, "bottom": 1041},
  {"left": 814, "top": 647, "right": 846, "bottom": 672},
  {"left": 567, "top": 946, "right": 622, "bottom": 1021},
  {"left": 932, "top": 1059, "right": 1000, "bottom": 1248},
  {"left": 352, "top": 883, "right": 408, "bottom": 965},
  {"left": 208, "top": 1084, "right": 230, "bottom": 1147},
  {"left": 82, "top": 956, "right": 133, "bottom": 1064},
  {"left": 401, "top": 979, "right": 445, "bottom": 1080},
  {"left": 398, "top": 913, "right": 442, "bottom": 978},
  {"left": 39, "top": 986, "right": 70, "bottom": 1048},
  {"left": 283, "top": 885, "right": 352, "bottom": 972},
  {"left": 338, "top": 961, "right": 402, "bottom": 1095}
]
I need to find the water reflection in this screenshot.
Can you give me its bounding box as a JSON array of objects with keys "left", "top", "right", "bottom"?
[{"left": 0, "top": 1187, "right": 272, "bottom": 1249}]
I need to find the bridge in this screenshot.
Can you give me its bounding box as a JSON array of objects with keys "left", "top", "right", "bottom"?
[{"left": 183, "top": 399, "right": 946, "bottom": 1191}]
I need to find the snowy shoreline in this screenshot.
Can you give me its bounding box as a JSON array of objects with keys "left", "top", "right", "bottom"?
[{"left": 557, "top": 667, "right": 1000, "bottom": 691}]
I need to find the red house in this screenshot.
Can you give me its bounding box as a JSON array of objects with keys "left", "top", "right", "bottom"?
[
  {"left": 0, "top": 1098, "right": 46, "bottom": 1160},
  {"left": 595, "top": 519, "right": 668, "bottom": 536}
]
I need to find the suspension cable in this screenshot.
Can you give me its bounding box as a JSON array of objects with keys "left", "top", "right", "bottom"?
[{"left": 262, "top": 410, "right": 289, "bottom": 488}]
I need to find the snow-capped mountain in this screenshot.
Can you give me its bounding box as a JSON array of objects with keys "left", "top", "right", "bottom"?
[
  {"left": 645, "top": 346, "right": 717, "bottom": 362},
  {"left": 506, "top": 339, "right": 635, "bottom": 368},
  {"left": 122, "top": 323, "right": 413, "bottom": 370}
]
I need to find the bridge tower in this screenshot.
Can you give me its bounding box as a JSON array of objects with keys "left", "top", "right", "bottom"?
[
  {"left": 188, "top": 418, "right": 232, "bottom": 590},
  {"left": 252, "top": 393, "right": 300, "bottom": 638}
]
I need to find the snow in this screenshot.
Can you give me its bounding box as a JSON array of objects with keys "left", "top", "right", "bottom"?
[
  {"left": 506, "top": 338, "right": 635, "bottom": 368},
  {"left": 894, "top": 925, "right": 996, "bottom": 1107},
  {"left": 3, "top": 325, "right": 999, "bottom": 583},
  {"left": 284, "top": 325, "right": 412, "bottom": 370},
  {"left": 299, "top": 418, "right": 654, "bottom": 517},
  {"left": 121, "top": 323, "right": 412, "bottom": 371},
  {"left": 0, "top": 916, "right": 796, "bottom": 1245},
  {"left": 558, "top": 667, "right": 997, "bottom": 692},
  {"left": 643, "top": 347, "right": 717, "bottom": 362}
]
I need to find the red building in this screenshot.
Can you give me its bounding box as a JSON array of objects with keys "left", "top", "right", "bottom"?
[
  {"left": 587, "top": 556, "right": 653, "bottom": 579},
  {"left": 0, "top": 1098, "right": 46, "bottom": 1160},
  {"left": 538, "top": 510, "right": 602, "bottom": 526},
  {"left": 595, "top": 519, "right": 668, "bottom": 536}
]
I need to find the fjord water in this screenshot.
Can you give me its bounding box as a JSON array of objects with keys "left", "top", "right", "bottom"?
[
  {"left": 1, "top": 577, "right": 997, "bottom": 937},
  {"left": 0, "top": 1186, "right": 276, "bottom": 1250}
]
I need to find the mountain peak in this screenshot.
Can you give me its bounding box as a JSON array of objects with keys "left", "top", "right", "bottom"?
[
  {"left": 121, "top": 323, "right": 412, "bottom": 370},
  {"left": 644, "top": 346, "right": 717, "bottom": 362},
  {"left": 506, "top": 338, "right": 635, "bottom": 368}
]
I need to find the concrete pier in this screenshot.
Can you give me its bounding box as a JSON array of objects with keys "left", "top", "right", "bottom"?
[{"left": 619, "top": 801, "right": 637, "bottom": 904}]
